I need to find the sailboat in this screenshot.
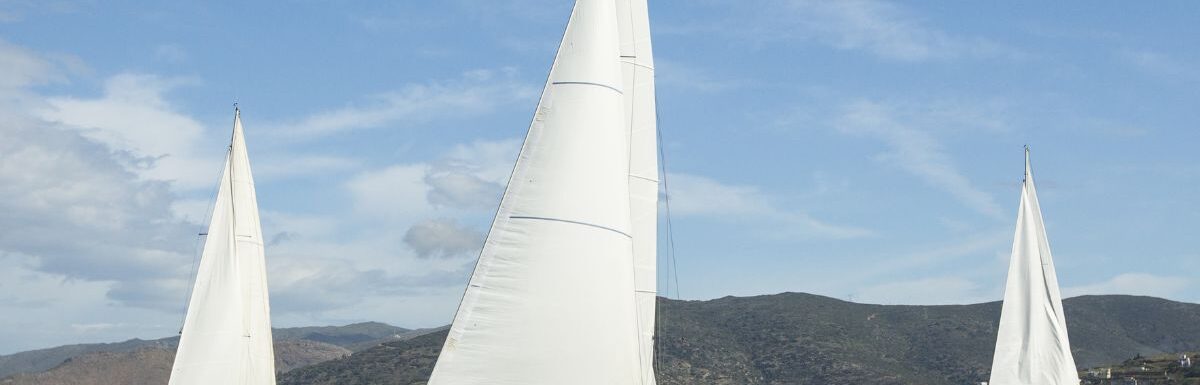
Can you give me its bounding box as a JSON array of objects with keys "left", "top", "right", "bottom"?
[
  {"left": 169, "top": 107, "right": 277, "bottom": 385},
  {"left": 427, "top": 0, "right": 660, "bottom": 383},
  {"left": 988, "top": 148, "right": 1079, "bottom": 385}
]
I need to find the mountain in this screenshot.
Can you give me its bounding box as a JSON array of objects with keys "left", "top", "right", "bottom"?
[
  {"left": 0, "top": 322, "right": 407, "bottom": 379},
  {"left": 278, "top": 294, "right": 1200, "bottom": 385},
  {"left": 4, "top": 294, "right": 1198, "bottom": 385},
  {"left": 0, "top": 340, "right": 350, "bottom": 385}
]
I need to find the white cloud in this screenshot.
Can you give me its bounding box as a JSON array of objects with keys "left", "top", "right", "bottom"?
[
  {"left": 1120, "top": 49, "right": 1199, "bottom": 83},
  {"left": 346, "top": 164, "right": 433, "bottom": 221},
  {"left": 0, "top": 38, "right": 64, "bottom": 89},
  {"left": 253, "top": 154, "right": 361, "bottom": 181},
  {"left": 1064, "top": 273, "right": 1194, "bottom": 299},
  {"left": 856, "top": 276, "right": 993, "bottom": 305},
  {"left": 423, "top": 139, "right": 520, "bottom": 209},
  {"left": 0, "top": 114, "right": 195, "bottom": 284},
  {"left": 655, "top": 58, "right": 747, "bottom": 93},
  {"left": 668, "top": 173, "right": 872, "bottom": 239},
  {"left": 835, "top": 99, "right": 1006, "bottom": 219},
  {"left": 153, "top": 44, "right": 188, "bottom": 63},
  {"left": 783, "top": 0, "right": 1013, "bottom": 61},
  {"left": 685, "top": 0, "right": 1023, "bottom": 62},
  {"left": 668, "top": 173, "right": 772, "bottom": 216},
  {"left": 272, "top": 68, "right": 536, "bottom": 138},
  {"left": 404, "top": 218, "right": 483, "bottom": 260},
  {"left": 36, "top": 73, "right": 219, "bottom": 190}
]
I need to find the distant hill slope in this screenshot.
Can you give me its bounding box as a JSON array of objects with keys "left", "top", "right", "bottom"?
[
  {"left": 278, "top": 294, "right": 1200, "bottom": 385},
  {"left": 0, "top": 340, "right": 350, "bottom": 385},
  {"left": 0, "top": 322, "right": 407, "bottom": 379}
]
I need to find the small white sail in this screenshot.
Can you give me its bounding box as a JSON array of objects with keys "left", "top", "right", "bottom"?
[
  {"left": 427, "top": 0, "right": 643, "bottom": 383},
  {"left": 616, "top": 0, "right": 659, "bottom": 383},
  {"left": 170, "top": 108, "right": 276, "bottom": 385},
  {"left": 989, "top": 148, "right": 1079, "bottom": 385}
]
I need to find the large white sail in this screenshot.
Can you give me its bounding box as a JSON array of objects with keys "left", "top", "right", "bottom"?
[
  {"left": 989, "top": 148, "right": 1078, "bottom": 385},
  {"left": 616, "top": 0, "right": 659, "bottom": 383},
  {"left": 427, "top": 0, "right": 643, "bottom": 383},
  {"left": 170, "top": 108, "right": 276, "bottom": 385}
]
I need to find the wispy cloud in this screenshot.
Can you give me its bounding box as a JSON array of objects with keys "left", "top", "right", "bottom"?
[
  {"left": 655, "top": 58, "right": 748, "bottom": 93},
  {"left": 153, "top": 44, "right": 188, "bottom": 63},
  {"left": 675, "top": 0, "right": 1023, "bottom": 62},
  {"left": 834, "top": 99, "right": 1006, "bottom": 219},
  {"left": 856, "top": 276, "right": 994, "bottom": 305},
  {"left": 1120, "top": 49, "right": 1199, "bottom": 83},
  {"left": 271, "top": 69, "right": 536, "bottom": 138},
  {"left": 1064, "top": 273, "right": 1194, "bottom": 299},
  {"left": 668, "top": 173, "right": 873, "bottom": 239}
]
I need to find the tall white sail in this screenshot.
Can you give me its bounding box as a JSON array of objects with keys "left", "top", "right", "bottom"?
[
  {"left": 989, "top": 148, "right": 1078, "bottom": 385},
  {"left": 427, "top": 0, "right": 643, "bottom": 383},
  {"left": 616, "top": 0, "right": 659, "bottom": 383},
  {"left": 170, "top": 108, "right": 276, "bottom": 385}
]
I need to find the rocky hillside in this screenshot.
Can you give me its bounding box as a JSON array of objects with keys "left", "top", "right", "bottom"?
[
  {"left": 0, "top": 340, "right": 349, "bottom": 385},
  {"left": 279, "top": 294, "right": 1200, "bottom": 385},
  {"left": 0, "top": 322, "right": 407, "bottom": 379},
  {"left": 5, "top": 294, "right": 1199, "bottom": 385}
]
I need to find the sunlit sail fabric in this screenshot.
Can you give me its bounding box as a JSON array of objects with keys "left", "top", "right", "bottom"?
[
  {"left": 427, "top": 0, "right": 642, "bottom": 384},
  {"left": 170, "top": 109, "right": 276, "bottom": 385},
  {"left": 989, "top": 149, "right": 1079, "bottom": 385},
  {"left": 616, "top": 0, "right": 659, "bottom": 383}
]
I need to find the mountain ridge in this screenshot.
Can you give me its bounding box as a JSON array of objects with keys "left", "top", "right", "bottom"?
[
  {"left": 5, "top": 293, "right": 1199, "bottom": 385},
  {"left": 0, "top": 322, "right": 410, "bottom": 379},
  {"left": 279, "top": 293, "right": 1200, "bottom": 385}
]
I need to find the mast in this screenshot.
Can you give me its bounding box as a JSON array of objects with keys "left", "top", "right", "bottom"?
[
  {"left": 988, "top": 147, "right": 1079, "bottom": 385},
  {"left": 427, "top": 0, "right": 642, "bottom": 383},
  {"left": 170, "top": 107, "right": 276, "bottom": 385},
  {"left": 616, "top": 0, "right": 659, "bottom": 383}
]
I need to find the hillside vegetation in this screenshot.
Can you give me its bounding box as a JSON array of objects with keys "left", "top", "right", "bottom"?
[
  {"left": 5, "top": 294, "right": 1199, "bottom": 385},
  {"left": 280, "top": 294, "right": 1200, "bottom": 385}
]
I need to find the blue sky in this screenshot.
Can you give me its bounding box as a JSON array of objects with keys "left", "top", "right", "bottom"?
[{"left": 0, "top": 0, "right": 1197, "bottom": 353}]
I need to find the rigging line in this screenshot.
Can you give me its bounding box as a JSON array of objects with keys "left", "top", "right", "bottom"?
[
  {"left": 656, "top": 93, "right": 681, "bottom": 301},
  {"left": 653, "top": 77, "right": 684, "bottom": 378},
  {"left": 178, "top": 146, "right": 232, "bottom": 333}
]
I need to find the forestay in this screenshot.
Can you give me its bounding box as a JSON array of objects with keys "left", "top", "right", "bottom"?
[
  {"left": 989, "top": 148, "right": 1079, "bottom": 385},
  {"left": 169, "top": 109, "right": 276, "bottom": 385}
]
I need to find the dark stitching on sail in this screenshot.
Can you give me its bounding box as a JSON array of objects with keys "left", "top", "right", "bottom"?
[
  {"left": 551, "top": 81, "right": 623, "bottom": 94},
  {"left": 509, "top": 216, "right": 632, "bottom": 238}
]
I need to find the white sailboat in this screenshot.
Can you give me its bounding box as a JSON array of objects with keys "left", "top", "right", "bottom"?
[
  {"left": 988, "top": 148, "right": 1079, "bottom": 385},
  {"left": 428, "top": 0, "right": 659, "bottom": 383},
  {"left": 169, "top": 107, "right": 276, "bottom": 385}
]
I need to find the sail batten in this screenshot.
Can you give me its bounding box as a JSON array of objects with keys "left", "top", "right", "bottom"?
[
  {"left": 989, "top": 148, "right": 1078, "bottom": 385},
  {"left": 170, "top": 108, "right": 275, "bottom": 385}
]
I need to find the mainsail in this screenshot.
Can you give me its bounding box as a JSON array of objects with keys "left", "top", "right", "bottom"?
[
  {"left": 616, "top": 0, "right": 660, "bottom": 384},
  {"left": 989, "top": 148, "right": 1079, "bottom": 385},
  {"left": 427, "top": 0, "right": 649, "bottom": 383},
  {"left": 169, "top": 107, "right": 276, "bottom": 385}
]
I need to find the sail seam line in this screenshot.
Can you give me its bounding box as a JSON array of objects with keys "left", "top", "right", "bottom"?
[
  {"left": 551, "top": 81, "right": 623, "bottom": 94},
  {"left": 619, "top": 59, "right": 654, "bottom": 70},
  {"left": 629, "top": 174, "right": 659, "bottom": 183},
  {"left": 508, "top": 215, "right": 632, "bottom": 238}
]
